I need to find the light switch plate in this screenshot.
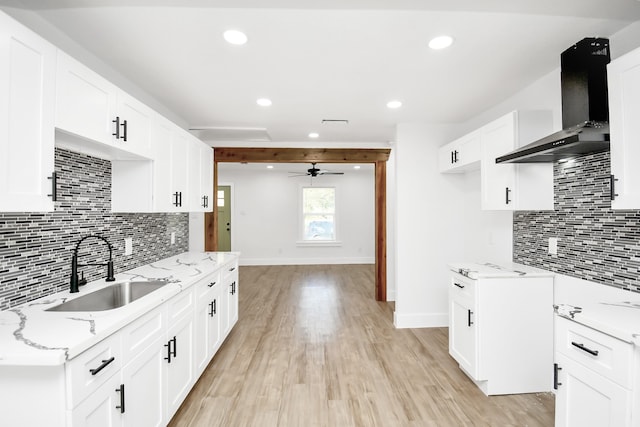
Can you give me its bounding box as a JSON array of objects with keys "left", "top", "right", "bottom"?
[
  {"left": 548, "top": 237, "right": 558, "bottom": 255},
  {"left": 171, "top": 232, "right": 176, "bottom": 245},
  {"left": 124, "top": 238, "right": 133, "bottom": 256}
]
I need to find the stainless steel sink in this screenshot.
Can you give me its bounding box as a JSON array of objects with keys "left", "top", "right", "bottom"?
[{"left": 46, "top": 280, "right": 169, "bottom": 312}]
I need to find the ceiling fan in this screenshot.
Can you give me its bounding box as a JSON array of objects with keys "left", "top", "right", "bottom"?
[{"left": 289, "top": 163, "right": 345, "bottom": 178}]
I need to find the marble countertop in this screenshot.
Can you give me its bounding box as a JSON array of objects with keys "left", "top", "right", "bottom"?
[
  {"left": 555, "top": 301, "right": 640, "bottom": 346},
  {"left": 0, "top": 251, "right": 239, "bottom": 366},
  {"left": 449, "top": 261, "right": 555, "bottom": 279}
]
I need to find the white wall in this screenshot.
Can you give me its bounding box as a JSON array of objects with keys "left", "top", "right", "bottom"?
[{"left": 215, "top": 167, "right": 375, "bottom": 266}]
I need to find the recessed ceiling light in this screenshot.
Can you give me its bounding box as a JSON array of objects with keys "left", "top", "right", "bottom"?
[
  {"left": 308, "top": 132, "right": 319, "bottom": 138},
  {"left": 353, "top": 165, "right": 361, "bottom": 170},
  {"left": 256, "top": 98, "right": 272, "bottom": 107},
  {"left": 387, "top": 100, "right": 402, "bottom": 109},
  {"left": 266, "top": 165, "right": 274, "bottom": 169},
  {"left": 223, "top": 30, "right": 248, "bottom": 45},
  {"left": 429, "top": 35, "right": 454, "bottom": 50}
]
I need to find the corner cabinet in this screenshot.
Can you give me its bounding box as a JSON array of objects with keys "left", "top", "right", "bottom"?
[
  {"left": 0, "top": 11, "right": 56, "bottom": 212},
  {"left": 480, "top": 111, "right": 554, "bottom": 210},
  {"left": 448, "top": 271, "right": 554, "bottom": 395},
  {"left": 439, "top": 110, "right": 554, "bottom": 211},
  {"left": 554, "top": 316, "right": 636, "bottom": 426},
  {"left": 608, "top": 45, "right": 640, "bottom": 209},
  {"left": 438, "top": 130, "right": 481, "bottom": 173}
]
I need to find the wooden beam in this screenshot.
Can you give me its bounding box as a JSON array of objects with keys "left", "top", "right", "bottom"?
[
  {"left": 214, "top": 147, "right": 390, "bottom": 163},
  {"left": 206, "top": 147, "right": 391, "bottom": 301},
  {"left": 375, "top": 160, "right": 387, "bottom": 301}
]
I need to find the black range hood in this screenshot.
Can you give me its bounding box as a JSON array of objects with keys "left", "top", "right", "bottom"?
[{"left": 496, "top": 38, "right": 610, "bottom": 164}]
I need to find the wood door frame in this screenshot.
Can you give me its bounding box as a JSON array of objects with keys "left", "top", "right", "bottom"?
[{"left": 205, "top": 147, "right": 391, "bottom": 301}]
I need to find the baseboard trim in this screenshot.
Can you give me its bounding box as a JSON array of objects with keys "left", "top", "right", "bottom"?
[{"left": 393, "top": 312, "right": 448, "bottom": 329}]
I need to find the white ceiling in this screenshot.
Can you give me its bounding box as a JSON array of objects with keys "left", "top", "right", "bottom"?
[{"left": 3, "top": 1, "right": 640, "bottom": 144}]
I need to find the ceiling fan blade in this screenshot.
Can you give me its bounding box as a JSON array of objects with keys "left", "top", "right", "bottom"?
[
  {"left": 318, "top": 171, "right": 344, "bottom": 175},
  {"left": 288, "top": 173, "right": 309, "bottom": 177}
]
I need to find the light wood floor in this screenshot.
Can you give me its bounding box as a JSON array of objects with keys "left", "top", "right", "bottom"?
[{"left": 169, "top": 264, "right": 555, "bottom": 427}]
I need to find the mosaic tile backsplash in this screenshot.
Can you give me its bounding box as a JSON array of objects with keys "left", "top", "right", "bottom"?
[
  {"left": 0, "top": 148, "right": 188, "bottom": 310},
  {"left": 514, "top": 151, "right": 640, "bottom": 294}
]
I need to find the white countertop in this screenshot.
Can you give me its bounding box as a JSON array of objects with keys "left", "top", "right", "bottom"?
[
  {"left": 0, "top": 251, "right": 239, "bottom": 366},
  {"left": 448, "top": 261, "right": 555, "bottom": 279},
  {"left": 556, "top": 301, "right": 640, "bottom": 346}
]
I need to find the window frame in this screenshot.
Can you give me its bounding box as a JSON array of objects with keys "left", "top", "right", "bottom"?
[{"left": 297, "top": 185, "right": 341, "bottom": 246}]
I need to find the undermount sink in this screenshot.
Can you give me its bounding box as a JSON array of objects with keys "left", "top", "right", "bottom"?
[{"left": 46, "top": 280, "right": 169, "bottom": 312}]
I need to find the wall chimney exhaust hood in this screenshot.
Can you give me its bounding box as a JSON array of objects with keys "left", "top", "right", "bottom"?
[{"left": 496, "top": 38, "right": 610, "bottom": 164}]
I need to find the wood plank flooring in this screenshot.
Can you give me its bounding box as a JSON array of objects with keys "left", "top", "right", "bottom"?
[{"left": 169, "top": 264, "right": 554, "bottom": 427}]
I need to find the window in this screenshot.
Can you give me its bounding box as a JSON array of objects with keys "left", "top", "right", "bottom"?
[{"left": 301, "top": 187, "right": 336, "bottom": 241}]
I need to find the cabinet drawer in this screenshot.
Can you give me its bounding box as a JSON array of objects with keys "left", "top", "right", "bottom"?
[
  {"left": 121, "top": 305, "right": 165, "bottom": 360},
  {"left": 556, "top": 317, "right": 633, "bottom": 389},
  {"left": 168, "top": 286, "right": 194, "bottom": 323},
  {"left": 450, "top": 273, "right": 475, "bottom": 301},
  {"left": 195, "top": 271, "right": 221, "bottom": 300},
  {"left": 66, "top": 333, "right": 122, "bottom": 408},
  {"left": 222, "top": 261, "right": 239, "bottom": 282}
]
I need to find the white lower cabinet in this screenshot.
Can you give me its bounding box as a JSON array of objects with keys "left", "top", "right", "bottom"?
[
  {"left": 554, "top": 316, "right": 635, "bottom": 427},
  {"left": 448, "top": 271, "right": 554, "bottom": 395},
  {"left": 12, "top": 260, "right": 241, "bottom": 427}
]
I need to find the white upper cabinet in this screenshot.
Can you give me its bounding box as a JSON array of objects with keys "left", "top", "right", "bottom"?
[
  {"left": 0, "top": 12, "right": 56, "bottom": 212},
  {"left": 189, "top": 141, "right": 213, "bottom": 212},
  {"left": 608, "top": 46, "right": 640, "bottom": 209},
  {"left": 439, "top": 130, "right": 481, "bottom": 173},
  {"left": 481, "top": 111, "right": 554, "bottom": 211},
  {"left": 55, "top": 50, "right": 153, "bottom": 160}
]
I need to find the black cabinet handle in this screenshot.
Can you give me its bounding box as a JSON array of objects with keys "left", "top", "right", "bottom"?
[
  {"left": 115, "top": 384, "right": 125, "bottom": 413},
  {"left": 454, "top": 150, "right": 459, "bottom": 163},
  {"left": 47, "top": 172, "right": 57, "bottom": 201},
  {"left": 505, "top": 187, "right": 512, "bottom": 204},
  {"left": 209, "top": 301, "right": 215, "bottom": 317},
  {"left": 164, "top": 339, "right": 172, "bottom": 363},
  {"left": 89, "top": 356, "right": 115, "bottom": 375},
  {"left": 553, "top": 363, "right": 562, "bottom": 389},
  {"left": 467, "top": 309, "right": 473, "bottom": 327},
  {"left": 610, "top": 175, "right": 618, "bottom": 201},
  {"left": 112, "top": 116, "right": 121, "bottom": 139},
  {"left": 178, "top": 191, "right": 182, "bottom": 207},
  {"left": 202, "top": 195, "right": 207, "bottom": 208},
  {"left": 451, "top": 151, "right": 454, "bottom": 164},
  {"left": 208, "top": 281, "right": 217, "bottom": 287},
  {"left": 229, "top": 267, "right": 236, "bottom": 272},
  {"left": 213, "top": 298, "right": 217, "bottom": 315},
  {"left": 173, "top": 192, "right": 183, "bottom": 207},
  {"left": 121, "top": 119, "right": 127, "bottom": 142},
  {"left": 453, "top": 282, "right": 465, "bottom": 289},
  {"left": 571, "top": 341, "right": 599, "bottom": 356},
  {"left": 171, "top": 336, "right": 177, "bottom": 358}
]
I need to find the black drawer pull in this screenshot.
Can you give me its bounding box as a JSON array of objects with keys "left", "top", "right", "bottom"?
[
  {"left": 112, "top": 116, "right": 120, "bottom": 139},
  {"left": 47, "top": 172, "right": 57, "bottom": 201},
  {"left": 229, "top": 267, "right": 236, "bottom": 272},
  {"left": 89, "top": 357, "right": 115, "bottom": 375},
  {"left": 571, "top": 341, "right": 599, "bottom": 356},
  {"left": 453, "top": 282, "right": 465, "bottom": 289},
  {"left": 467, "top": 309, "right": 473, "bottom": 327},
  {"left": 208, "top": 281, "right": 217, "bottom": 287}
]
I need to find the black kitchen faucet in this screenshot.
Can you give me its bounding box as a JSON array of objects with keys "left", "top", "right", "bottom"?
[{"left": 70, "top": 235, "right": 116, "bottom": 293}]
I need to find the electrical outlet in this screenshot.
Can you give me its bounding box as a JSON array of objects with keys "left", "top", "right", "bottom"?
[
  {"left": 548, "top": 237, "right": 558, "bottom": 255},
  {"left": 124, "top": 238, "right": 133, "bottom": 256},
  {"left": 171, "top": 232, "right": 176, "bottom": 245}
]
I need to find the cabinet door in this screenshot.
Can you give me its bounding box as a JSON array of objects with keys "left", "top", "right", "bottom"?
[
  {"left": 438, "top": 131, "right": 481, "bottom": 174},
  {"left": 0, "top": 13, "right": 55, "bottom": 212},
  {"left": 449, "top": 293, "right": 477, "bottom": 378},
  {"left": 609, "top": 47, "right": 640, "bottom": 209},
  {"left": 186, "top": 136, "right": 201, "bottom": 211},
  {"left": 199, "top": 143, "right": 214, "bottom": 212},
  {"left": 116, "top": 91, "right": 154, "bottom": 159},
  {"left": 555, "top": 353, "right": 632, "bottom": 427},
  {"left": 71, "top": 373, "right": 123, "bottom": 427},
  {"left": 121, "top": 337, "right": 165, "bottom": 427},
  {"left": 164, "top": 310, "right": 195, "bottom": 419},
  {"left": 55, "top": 50, "right": 117, "bottom": 145},
  {"left": 481, "top": 113, "right": 516, "bottom": 210}
]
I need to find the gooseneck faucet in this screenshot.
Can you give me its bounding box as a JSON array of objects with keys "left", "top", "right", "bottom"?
[{"left": 70, "top": 235, "right": 116, "bottom": 293}]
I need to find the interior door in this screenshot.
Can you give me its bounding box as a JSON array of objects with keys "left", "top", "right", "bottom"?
[{"left": 217, "top": 185, "right": 231, "bottom": 251}]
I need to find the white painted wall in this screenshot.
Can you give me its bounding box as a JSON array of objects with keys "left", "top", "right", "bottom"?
[{"left": 215, "top": 167, "right": 375, "bottom": 266}]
